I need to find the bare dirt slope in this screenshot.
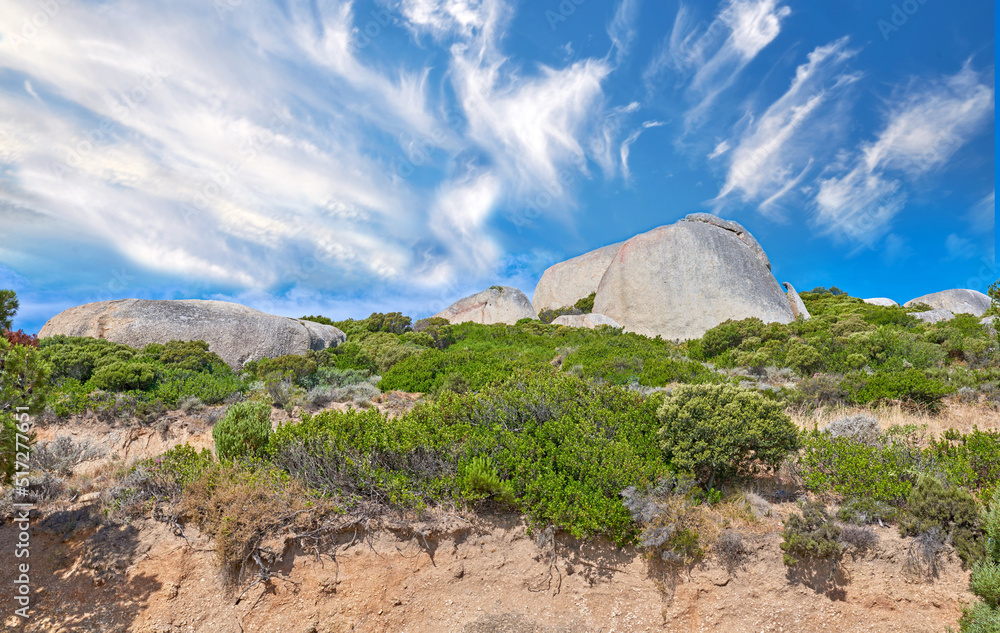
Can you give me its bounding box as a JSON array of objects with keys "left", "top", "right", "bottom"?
[{"left": 0, "top": 500, "right": 973, "bottom": 633}]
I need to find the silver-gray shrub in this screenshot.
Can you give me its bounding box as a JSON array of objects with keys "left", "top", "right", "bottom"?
[
  {"left": 824, "top": 414, "right": 882, "bottom": 446},
  {"left": 32, "top": 435, "right": 104, "bottom": 476}
]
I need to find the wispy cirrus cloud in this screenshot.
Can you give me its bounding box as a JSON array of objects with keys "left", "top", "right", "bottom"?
[
  {"left": 0, "top": 0, "right": 627, "bottom": 324},
  {"left": 644, "top": 0, "right": 791, "bottom": 131},
  {"left": 714, "top": 37, "right": 860, "bottom": 212},
  {"left": 814, "top": 64, "right": 994, "bottom": 244}
]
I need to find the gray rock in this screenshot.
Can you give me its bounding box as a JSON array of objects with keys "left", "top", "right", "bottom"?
[
  {"left": 910, "top": 308, "right": 956, "bottom": 324},
  {"left": 864, "top": 298, "right": 899, "bottom": 307},
  {"left": 593, "top": 216, "right": 794, "bottom": 341},
  {"left": 532, "top": 242, "right": 623, "bottom": 315},
  {"left": 683, "top": 213, "right": 771, "bottom": 270},
  {"left": 904, "top": 289, "right": 991, "bottom": 316},
  {"left": 782, "top": 282, "right": 811, "bottom": 320},
  {"left": 38, "top": 299, "right": 346, "bottom": 369},
  {"left": 433, "top": 286, "right": 536, "bottom": 325},
  {"left": 551, "top": 313, "right": 622, "bottom": 329}
]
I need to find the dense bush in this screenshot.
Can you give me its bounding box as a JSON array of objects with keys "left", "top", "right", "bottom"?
[
  {"left": 139, "top": 340, "right": 225, "bottom": 372},
  {"left": 657, "top": 384, "right": 799, "bottom": 488},
  {"left": 40, "top": 335, "right": 137, "bottom": 384},
  {"left": 929, "top": 429, "right": 1000, "bottom": 497},
  {"left": 841, "top": 369, "right": 952, "bottom": 410},
  {"left": 899, "top": 476, "right": 983, "bottom": 567},
  {"left": 781, "top": 501, "right": 842, "bottom": 566},
  {"left": 213, "top": 401, "right": 272, "bottom": 461},
  {"left": 269, "top": 374, "right": 669, "bottom": 543},
  {"left": 961, "top": 489, "right": 1000, "bottom": 632},
  {"left": 798, "top": 424, "right": 923, "bottom": 509},
  {"left": 89, "top": 361, "right": 157, "bottom": 392}
]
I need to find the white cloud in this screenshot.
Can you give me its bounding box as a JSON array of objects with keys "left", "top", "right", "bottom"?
[
  {"left": 969, "top": 190, "right": 995, "bottom": 234},
  {"left": 814, "top": 64, "right": 994, "bottom": 243},
  {"left": 647, "top": 0, "right": 791, "bottom": 131},
  {"left": 945, "top": 233, "right": 977, "bottom": 261},
  {"left": 715, "top": 37, "right": 859, "bottom": 212},
  {"left": 861, "top": 65, "right": 994, "bottom": 176},
  {"left": 0, "top": 0, "right": 623, "bottom": 307},
  {"left": 708, "top": 140, "right": 730, "bottom": 159},
  {"left": 608, "top": 0, "right": 641, "bottom": 66}
]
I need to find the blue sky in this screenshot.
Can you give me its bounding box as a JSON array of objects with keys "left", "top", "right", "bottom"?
[{"left": 0, "top": 0, "right": 994, "bottom": 333}]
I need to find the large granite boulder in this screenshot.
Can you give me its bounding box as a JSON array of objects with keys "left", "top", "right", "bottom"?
[
  {"left": 904, "top": 289, "right": 991, "bottom": 316},
  {"left": 532, "top": 242, "right": 623, "bottom": 315},
  {"left": 433, "top": 286, "right": 535, "bottom": 325},
  {"left": 911, "top": 308, "right": 956, "bottom": 324},
  {"left": 592, "top": 215, "right": 794, "bottom": 341},
  {"left": 551, "top": 313, "right": 622, "bottom": 329},
  {"left": 782, "top": 282, "right": 811, "bottom": 320},
  {"left": 38, "top": 299, "right": 346, "bottom": 369},
  {"left": 864, "top": 298, "right": 899, "bottom": 307}
]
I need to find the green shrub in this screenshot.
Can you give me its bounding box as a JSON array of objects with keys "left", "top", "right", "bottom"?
[
  {"left": 88, "top": 361, "right": 157, "bottom": 392},
  {"left": 574, "top": 293, "right": 596, "bottom": 313},
  {"left": 365, "top": 312, "right": 413, "bottom": 334},
  {"left": 269, "top": 374, "right": 668, "bottom": 543},
  {"left": 459, "top": 456, "right": 514, "bottom": 504},
  {"left": 213, "top": 401, "right": 272, "bottom": 461},
  {"left": 900, "top": 476, "right": 983, "bottom": 567},
  {"left": 961, "top": 488, "right": 1000, "bottom": 630},
  {"left": 39, "top": 335, "right": 137, "bottom": 384},
  {"left": 930, "top": 428, "right": 1000, "bottom": 496},
  {"left": 798, "top": 424, "right": 923, "bottom": 507},
  {"left": 786, "top": 343, "right": 822, "bottom": 375},
  {"left": 140, "top": 340, "right": 225, "bottom": 372},
  {"left": 780, "top": 501, "right": 842, "bottom": 566},
  {"left": 657, "top": 384, "right": 799, "bottom": 488},
  {"left": 842, "top": 369, "right": 952, "bottom": 410},
  {"left": 244, "top": 354, "right": 317, "bottom": 384},
  {"left": 0, "top": 289, "right": 17, "bottom": 331},
  {"left": 700, "top": 318, "right": 765, "bottom": 358}
]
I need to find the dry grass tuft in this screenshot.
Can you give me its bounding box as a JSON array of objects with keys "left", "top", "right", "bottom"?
[{"left": 789, "top": 400, "right": 1000, "bottom": 442}]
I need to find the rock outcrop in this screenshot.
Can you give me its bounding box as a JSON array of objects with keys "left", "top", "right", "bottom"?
[
  {"left": 532, "top": 242, "right": 623, "bottom": 315},
  {"left": 782, "top": 283, "right": 811, "bottom": 320},
  {"left": 592, "top": 215, "right": 794, "bottom": 341},
  {"left": 551, "top": 313, "right": 622, "bottom": 329},
  {"left": 683, "top": 213, "right": 771, "bottom": 270},
  {"left": 911, "top": 309, "right": 956, "bottom": 324},
  {"left": 904, "top": 289, "right": 991, "bottom": 316},
  {"left": 433, "top": 286, "right": 536, "bottom": 325},
  {"left": 38, "top": 299, "right": 346, "bottom": 369},
  {"left": 864, "top": 298, "right": 899, "bottom": 307}
]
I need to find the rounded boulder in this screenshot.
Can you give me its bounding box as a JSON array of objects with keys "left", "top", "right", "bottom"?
[{"left": 593, "top": 217, "right": 794, "bottom": 341}]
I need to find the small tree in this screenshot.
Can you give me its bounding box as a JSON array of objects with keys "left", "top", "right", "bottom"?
[
  {"left": 0, "top": 336, "right": 50, "bottom": 485},
  {"left": 657, "top": 384, "right": 799, "bottom": 488},
  {"left": 986, "top": 279, "right": 1000, "bottom": 317},
  {"left": 0, "top": 289, "right": 18, "bottom": 332},
  {"left": 212, "top": 401, "right": 272, "bottom": 460}
]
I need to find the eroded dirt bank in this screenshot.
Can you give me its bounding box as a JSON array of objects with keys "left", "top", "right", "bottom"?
[{"left": 0, "top": 503, "right": 973, "bottom": 633}]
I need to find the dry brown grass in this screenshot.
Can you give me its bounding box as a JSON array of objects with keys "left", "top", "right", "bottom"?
[{"left": 789, "top": 399, "right": 1000, "bottom": 441}]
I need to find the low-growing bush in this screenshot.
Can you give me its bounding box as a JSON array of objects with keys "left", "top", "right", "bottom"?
[
  {"left": 213, "top": 401, "right": 272, "bottom": 461},
  {"left": 32, "top": 436, "right": 104, "bottom": 476},
  {"left": 798, "top": 424, "right": 924, "bottom": 508},
  {"left": 929, "top": 428, "right": 1000, "bottom": 497},
  {"left": 88, "top": 361, "right": 157, "bottom": 392},
  {"left": 824, "top": 414, "right": 882, "bottom": 446},
  {"left": 841, "top": 369, "right": 952, "bottom": 411},
  {"left": 839, "top": 524, "right": 878, "bottom": 552},
  {"left": 781, "top": 501, "right": 842, "bottom": 567},
  {"left": 657, "top": 384, "right": 799, "bottom": 488},
  {"left": 961, "top": 488, "right": 1000, "bottom": 630},
  {"left": 899, "top": 476, "right": 983, "bottom": 567}
]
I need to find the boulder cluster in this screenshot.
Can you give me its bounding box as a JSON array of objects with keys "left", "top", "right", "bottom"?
[{"left": 37, "top": 214, "right": 995, "bottom": 362}]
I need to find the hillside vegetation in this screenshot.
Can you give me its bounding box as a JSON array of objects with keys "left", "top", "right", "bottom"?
[{"left": 3, "top": 288, "right": 1000, "bottom": 629}]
